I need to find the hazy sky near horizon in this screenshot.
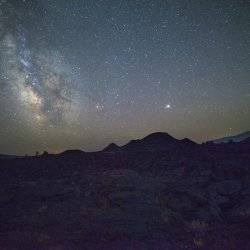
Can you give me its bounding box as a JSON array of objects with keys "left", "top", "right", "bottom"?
[{"left": 0, "top": 0, "right": 249, "bottom": 155}]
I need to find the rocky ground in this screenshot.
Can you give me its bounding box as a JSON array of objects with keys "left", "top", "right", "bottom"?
[{"left": 0, "top": 134, "right": 249, "bottom": 249}]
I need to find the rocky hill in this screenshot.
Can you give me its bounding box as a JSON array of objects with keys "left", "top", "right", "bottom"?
[{"left": 0, "top": 133, "right": 249, "bottom": 249}]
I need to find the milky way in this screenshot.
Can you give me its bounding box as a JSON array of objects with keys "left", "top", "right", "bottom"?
[
  {"left": 0, "top": 0, "right": 249, "bottom": 155},
  {"left": 1, "top": 26, "right": 81, "bottom": 126}
]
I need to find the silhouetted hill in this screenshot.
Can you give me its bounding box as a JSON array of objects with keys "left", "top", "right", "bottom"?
[{"left": 120, "top": 132, "right": 197, "bottom": 152}]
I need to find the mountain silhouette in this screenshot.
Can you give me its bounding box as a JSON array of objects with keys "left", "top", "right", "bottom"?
[{"left": 120, "top": 132, "right": 197, "bottom": 152}]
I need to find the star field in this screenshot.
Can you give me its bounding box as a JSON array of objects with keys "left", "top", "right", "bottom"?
[{"left": 0, "top": 0, "right": 249, "bottom": 155}]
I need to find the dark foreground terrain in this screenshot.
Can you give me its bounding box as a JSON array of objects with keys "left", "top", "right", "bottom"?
[{"left": 0, "top": 133, "right": 250, "bottom": 249}]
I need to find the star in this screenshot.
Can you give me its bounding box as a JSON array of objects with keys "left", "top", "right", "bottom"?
[{"left": 164, "top": 104, "right": 171, "bottom": 109}]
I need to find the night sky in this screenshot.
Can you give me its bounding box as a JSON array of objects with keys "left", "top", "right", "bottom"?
[{"left": 0, "top": 0, "right": 249, "bottom": 155}]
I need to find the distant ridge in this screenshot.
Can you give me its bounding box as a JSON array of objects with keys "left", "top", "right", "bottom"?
[
  {"left": 109, "top": 132, "right": 197, "bottom": 152},
  {"left": 0, "top": 154, "right": 18, "bottom": 160},
  {"left": 60, "top": 149, "right": 86, "bottom": 155},
  {"left": 212, "top": 131, "right": 250, "bottom": 144},
  {"left": 122, "top": 132, "right": 176, "bottom": 151}
]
